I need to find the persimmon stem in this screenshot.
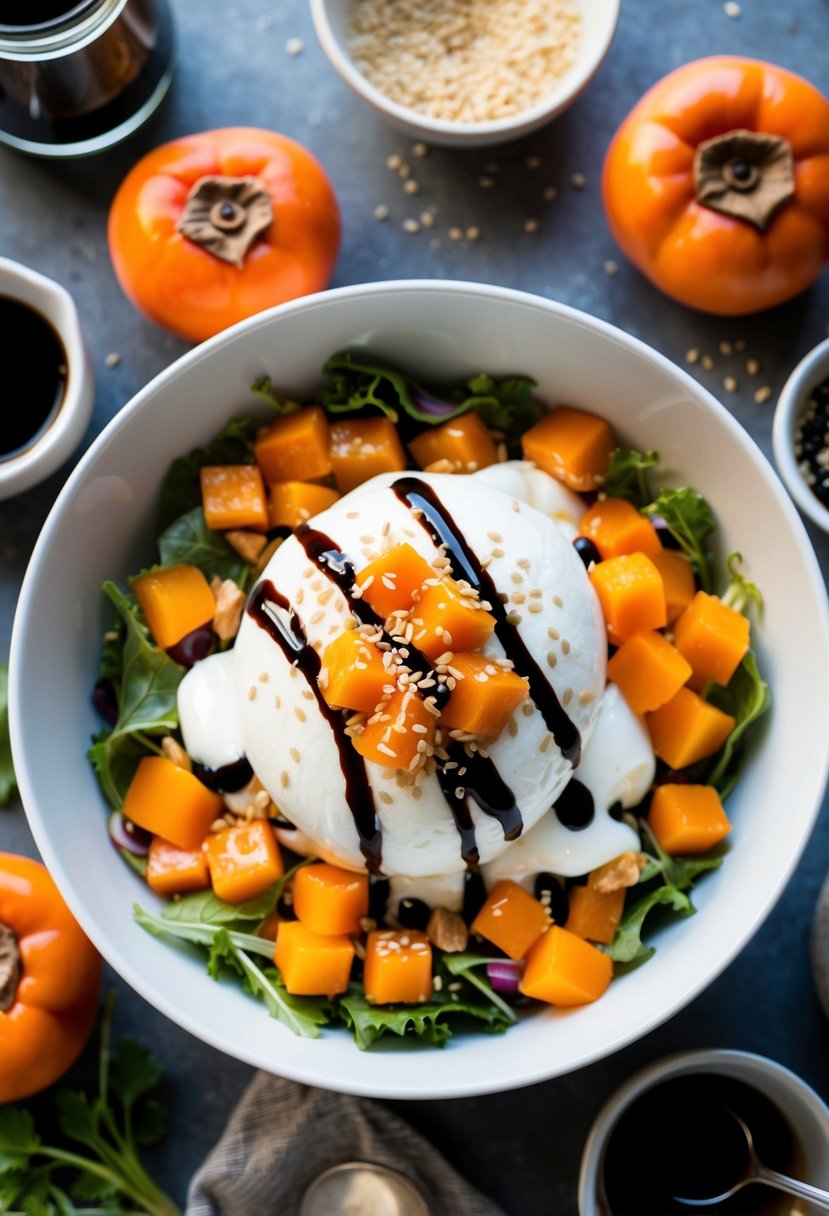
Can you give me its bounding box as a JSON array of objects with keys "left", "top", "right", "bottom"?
[
  {"left": 0, "top": 919, "right": 20, "bottom": 1012},
  {"left": 693, "top": 129, "right": 794, "bottom": 231}
]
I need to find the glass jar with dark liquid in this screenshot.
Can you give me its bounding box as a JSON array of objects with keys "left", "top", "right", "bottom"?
[{"left": 0, "top": 0, "right": 174, "bottom": 157}]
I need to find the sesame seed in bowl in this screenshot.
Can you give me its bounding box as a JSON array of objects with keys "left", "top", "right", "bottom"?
[
  {"left": 772, "top": 337, "right": 829, "bottom": 534},
  {"left": 310, "top": 0, "right": 620, "bottom": 148}
]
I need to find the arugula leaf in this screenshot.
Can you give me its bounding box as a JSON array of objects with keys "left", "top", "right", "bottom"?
[
  {"left": 721, "top": 551, "right": 764, "bottom": 617},
  {"left": 639, "top": 821, "right": 724, "bottom": 892},
  {"left": 209, "top": 928, "right": 331, "bottom": 1038},
  {"left": 601, "top": 448, "right": 659, "bottom": 507},
  {"left": 606, "top": 884, "right": 692, "bottom": 965},
  {"left": 644, "top": 487, "right": 716, "bottom": 592},
  {"left": 88, "top": 729, "right": 154, "bottom": 810},
  {"left": 158, "top": 507, "right": 252, "bottom": 588},
  {"left": 133, "top": 903, "right": 275, "bottom": 961},
  {"left": 705, "top": 652, "right": 771, "bottom": 797},
  {"left": 0, "top": 663, "right": 16, "bottom": 807},
  {"left": 161, "top": 859, "right": 310, "bottom": 927},
  {"left": 443, "top": 953, "right": 518, "bottom": 1022},
  {"left": 158, "top": 418, "right": 255, "bottom": 532},
  {"left": 338, "top": 985, "right": 512, "bottom": 1050}
]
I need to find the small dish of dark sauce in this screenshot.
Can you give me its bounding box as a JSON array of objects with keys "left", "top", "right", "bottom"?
[
  {"left": 600, "top": 1073, "right": 800, "bottom": 1215},
  {"left": 0, "top": 295, "right": 67, "bottom": 462}
]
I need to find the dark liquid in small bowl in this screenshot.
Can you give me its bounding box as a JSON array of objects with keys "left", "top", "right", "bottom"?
[
  {"left": 600, "top": 1073, "right": 800, "bottom": 1215},
  {"left": 0, "top": 296, "right": 67, "bottom": 460}
]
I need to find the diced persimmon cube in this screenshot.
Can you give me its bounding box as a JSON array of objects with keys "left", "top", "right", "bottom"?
[
  {"left": 321, "top": 630, "right": 391, "bottom": 713},
  {"left": 356, "top": 543, "right": 436, "bottom": 619},
  {"left": 203, "top": 820, "right": 284, "bottom": 904},
  {"left": 122, "top": 757, "right": 222, "bottom": 851},
  {"left": 254, "top": 405, "right": 332, "bottom": 483},
  {"left": 439, "top": 652, "right": 529, "bottom": 737},
  {"left": 146, "top": 836, "right": 210, "bottom": 897},
  {"left": 293, "top": 862, "right": 369, "bottom": 936},
  {"left": 646, "top": 687, "right": 735, "bottom": 769},
  {"left": 275, "top": 920, "right": 354, "bottom": 996},
  {"left": 133, "top": 564, "right": 216, "bottom": 650},
  {"left": 329, "top": 416, "right": 407, "bottom": 494},
  {"left": 606, "top": 630, "right": 692, "bottom": 715},
  {"left": 257, "top": 908, "right": 287, "bottom": 942},
  {"left": 363, "top": 929, "right": 433, "bottom": 1004},
  {"left": 409, "top": 412, "right": 498, "bottom": 473},
  {"left": 200, "top": 465, "right": 269, "bottom": 532},
  {"left": 521, "top": 406, "right": 615, "bottom": 492},
  {"left": 673, "top": 591, "right": 750, "bottom": 690},
  {"left": 589, "top": 553, "right": 667, "bottom": 644},
  {"left": 566, "top": 886, "right": 625, "bottom": 945},
  {"left": 578, "top": 498, "right": 661, "bottom": 560},
  {"left": 352, "top": 687, "right": 435, "bottom": 772},
  {"left": 471, "top": 879, "right": 550, "bottom": 960},
  {"left": 267, "top": 481, "right": 340, "bottom": 530},
  {"left": 408, "top": 577, "right": 496, "bottom": 660},
  {"left": 648, "top": 783, "right": 732, "bottom": 854},
  {"left": 520, "top": 924, "right": 613, "bottom": 1006},
  {"left": 651, "top": 549, "right": 696, "bottom": 624}
]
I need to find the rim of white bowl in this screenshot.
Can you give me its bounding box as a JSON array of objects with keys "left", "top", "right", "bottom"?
[
  {"left": 772, "top": 336, "right": 829, "bottom": 533},
  {"left": 309, "top": 0, "right": 621, "bottom": 142},
  {"left": 577, "top": 1047, "right": 829, "bottom": 1214},
  {"left": 10, "top": 280, "right": 829, "bottom": 1098}
]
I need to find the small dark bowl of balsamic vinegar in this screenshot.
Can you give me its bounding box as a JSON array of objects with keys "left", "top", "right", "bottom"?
[
  {"left": 578, "top": 1050, "right": 829, "bottom": 1216},
  {"left": 0, "top": 258, "right": 94, "bottom": 499}
]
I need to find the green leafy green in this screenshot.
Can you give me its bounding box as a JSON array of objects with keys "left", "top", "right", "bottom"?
[
  {"left": 133, "top": 903, "right": 274, "bottom": 961},
  {"left": 0, "top": 663, "right": 16, "bottom": 807},
  {"left": 161, "top": 857, "right": 310, "bottom": 927},
  {"left": 606, "top": 884, "right": 692, "bottom": 965},
  {"left": 208, "top": 929, "right": 331, "bottom": 1039},
  {"left": 338, "top": 984, "right": 513, "bottom": 1051},
  {"left": 249, "top": 379, "right": 305, "bottom": 416},
  {"left": 705, "top": 652, "right": 771, "bottom": 797},
  {"left": 601, "top": 447, "right": 659, "bottom": 507},
  {"left": 0, "top": 999, "right": 179, "bottom": 1216},
  {"left": 158, "top": 507, "right": 252, "bottom": 588},
  {"left": 88, "top": 582, "right": 183, "bottom": 809},
  {"left": 644, "top": 486, "right": 716, "bottom": 592},
  {"left": 721, "top": 551, "right": 764, "bottom": 617},
  {"left": 158, "top": 418, "right": 255, "bottom": 532},
  {"left": 443, "top": 953, "right": 518, "bottom": 1022}
]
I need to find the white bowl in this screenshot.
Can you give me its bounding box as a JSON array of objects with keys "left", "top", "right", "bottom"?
[
  {"left": 10, "top": 280, "right": 829, "bottom": 1098},
  {"left": 578, "top": 1048, "right": 829, "bottom": 1213},
  {"left": 0, "top": 257, "right": 94, "bottom": 500},
  {"left": 773, "top": 337, "right": 829, "bottom": 533},
  {"left": 310, "top": 0, "right": 620, "bottom": 148}
]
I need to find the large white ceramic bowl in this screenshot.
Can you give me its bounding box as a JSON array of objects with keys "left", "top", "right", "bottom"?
[{"left": 10, "top": 281, "right": 829, "bottom": 1098}]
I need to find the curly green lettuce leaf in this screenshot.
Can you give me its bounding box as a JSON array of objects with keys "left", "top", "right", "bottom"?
[
  {"left": 249, "top": 378, "right": 306, "bottom": 416},
  {"left": 704, "top": 652, "right": 771, "bottom": 797},
  {"left": 605, "top": 884, "right": 693, "bottom": 965},
  {"left": 601, "top": 447, "right": 659, "bottom": 507},
  {"left": 721, "top": 551, "right": 764, "bottom": 617},
  {"left": 0, "top": 663, "right": 16, "bottom": 807},
  {"left": 644, "top": 486, "right": 716, "bottom": 592},
  {"left": 158, "top": 507, "right": 253, "bottom": 588},
  {"left": 338, "top": 984, "right": 513, "bottom": 1050},
  {"left": 158, "top": 418, "right": 255, "bottom": 532}
]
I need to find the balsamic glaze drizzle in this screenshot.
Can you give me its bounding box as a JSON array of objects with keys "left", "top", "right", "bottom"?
[
  {"left": 247, "top": 580, "right": 383, "bottom": 873},
  {"left": 553, "top": 779, "right": 595, "bottom": 831},
  {"left": 192, "top": 756, "right": 253, "bottom": 794}
]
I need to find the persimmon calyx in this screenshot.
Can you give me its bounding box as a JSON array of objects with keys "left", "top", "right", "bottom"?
[
  {"left": 0, "top": 921, "right": 21, "bottom": 1013},
  {"left": 693, "top": 129, "right": 794, "bottom": 231},
  {"left": 177, "top": 175, "right": 274, "bottom": 268}
]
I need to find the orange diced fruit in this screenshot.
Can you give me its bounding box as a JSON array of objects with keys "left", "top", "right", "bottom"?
[
  {"left": 275, "top": 920, "right": 354, "bottom": 996},
  {"left": 133, "top": 564, "right": 216, "bottom": 650},
  {"left": 352, "top": 687, "right": 435, "bottom": 771},
  {"left": 520, "top": 924, "right": 613, "bottom": 1006},
  {"left": 409, "top": 412, "right": 498, "bottom": 473},
  {"left": 578, "top": 498, "right": 661, "bottom": 560},
  {"left": 122, "top": 757, "right": 222, "bottom": 851},
  {"left": 293, "top": 862, "right": 369, "bottom": 936},
  {"left": 254, "top": 405, "right": 332, "bottom": 483},
  {"left": 471, "top": 879, "right": 550, "bottom": 960},
  {"left": 439, "top": 652, "right": 529, "bottom": 736},
  {"left": 267, "top": 481, "right": 340, "bottom": 530},
  {"left": 673, "top": 591, "right": 751, "bottom": 690},
  {"left": 646, "top": 687, "right": 735, "bottom": 769},
  {"left": 521, "top": 406, "right": 615, "bottom": 492},
  {"left": 606, "top": 630, "right": 692, "bottom": 715},
  {"left": 409, "top": 576, "right": 496, "bottom": 660},
  {"left": 589, "top": 552, "right": 667, "bottom": 644},
  {"left": 321, "top": 630, "right": 392, "bottom": 713},
  {"left": 257, "top": 909, "right": 287, "bottom": 941},
  {"left": 566, "top": 886, "right": 625, "bottom": 945},
  {"left": 203, "top": 820, "right": 284, "bottom": 904},
  {"left": 650, "top": 549, "right": 696, "bottom": 624},
  {"left": 363, "top": 929, "right": 433, "bottom": 1004},
  {"left": 648, "top": 784, "right": 731, "bottom": 854},
  {"left": 146, "top": 836, "right": 210, "bottom": 897},
  {"left": 356, "top": 543, "right": 436, "bottom": 619},
  {"left": 329, "top": 416, "right": 407, "bottom": 494},
  {"left": 200, "top": 464, "right": 269, "bottom": 532}
]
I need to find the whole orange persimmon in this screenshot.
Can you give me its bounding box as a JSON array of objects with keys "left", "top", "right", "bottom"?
[
  {"left": 603, "top": 57, "right": 829, "bottom": 315},
  {"left": 108, "top": 127, "right": 341, "bottom": 343},
  {"left": 0, "top": 852, "right": 102, "bottom": 1103}
]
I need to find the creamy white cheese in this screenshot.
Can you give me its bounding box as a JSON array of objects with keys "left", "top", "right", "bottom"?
[
  {"left": 473, "top": 460, "right": 587, "bottom": 540},
  {"left": 177, "top": 650, "right": 246, "bottom": 770}
]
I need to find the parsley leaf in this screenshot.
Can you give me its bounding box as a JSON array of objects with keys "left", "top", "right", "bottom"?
[
  {"left": 158, "top": 418, "right": 255, "bottom": 532},
  {"left": 705, "top": 652, "right": 771, "bottom": 798},
  {"left": 0, "top": 663, "right": 16, "bottom": 807},
  {"left": 644, "top": 487, "right": 716, "bottom": 592},
  {"left": 0, "top": 1108, "right": 40, "bottom": 1172},
  {"left": 601, "top": 447, "right": 659, "bottom": 507},
  {"left": 158, "top": 507, "right": 253, "bottom": 588}
]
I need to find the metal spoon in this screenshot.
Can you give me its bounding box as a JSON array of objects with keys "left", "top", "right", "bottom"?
[
  {"left": 673, "top": 1108, "right": 829, "bottom": 1211},
  {"left": 299, "top": 1161, "right": 430, "bottom": 1216}
]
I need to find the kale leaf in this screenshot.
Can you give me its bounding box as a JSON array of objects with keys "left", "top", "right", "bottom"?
[
  {"left": 644, "top": 487, "right": 716, "bottom": 592},
  {"left": 601, "top": 447, "right": 659, "bottom": 507}
]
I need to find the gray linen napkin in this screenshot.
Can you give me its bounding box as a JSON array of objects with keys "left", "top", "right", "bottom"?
[
  {"left": 812, "top": 870, "right": 829, "bottom": 1019},
  {"left": 186, "top": 1071, "right": 506, "bottom": 1216}
]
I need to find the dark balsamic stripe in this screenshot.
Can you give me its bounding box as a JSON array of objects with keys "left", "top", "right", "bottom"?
[
  {"left": 247, "top": 580, "right": 383, "bottom": 873},
  {"left": 192, "top": 756, "right": 253, "bottom": 794},
  {"left": 553, "top": 778, "right": 594, "bottom": 831},
  {"left": 392, "top": 476, "right": 582, "bottom": 766}
]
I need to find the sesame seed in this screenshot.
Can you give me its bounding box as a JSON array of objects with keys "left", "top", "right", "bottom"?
[
  {"left": 528, "top": 603, "right": 543, "bottom": 614},
  {"left": 570, "top": 172, "right": 586, "bottom": 189},
  {"left": 274, "top": 695, "right": 282, "bottom": 709},
  {"left": 540, "top": 732, "right": 553, "bottom": 753},
  {"left": 248, "top": 687, "right": 257, "bottom": 701},
  {"left": 294, "top": 707, "right": 306, "bottom": 723},
  {"left": 280, "top": 771, "right": 290, "bottom": 789},
  {"left": 285, "top": 36, "right": 304, "bottom": 55},
  {"left": 466, "top": 226, "right": 481, "bottom": 241},
  {"left": 701, "top": 354, "right": 714, "bottom": 370},
  {"left": 479, "top": 175, "right": 494, "bottom": 189},
  {"left": 724, "top": 376, "right": 738, "bottom": 393},
  {"left": 544, "top": 185, "right": 558, "bottom": 200},
  {"left": 449, "top": 226, "right": 464, "bottom": 242},
  {"left": 686, "top": 348, "right": 700, "bottom": 365},
  {"left": 511, "top": 571, "right": 523, "bottom": 584},
  {"left": 289, "top": 747, "right": 301, "bottom": 763},
  {"left": 404, "top": 179, "right": 420, "bottom": 195},
  {"left": 412, "top": 141, "right": 428, "bottom": 157},
  {"left": 747, "top": 358, "right": 761, "bottom": 375},
  {"left": 563, "top": 687, "right": 573, "bottom": 706},
  {"left": 579, "top": 690, "right": 596, "bottom": 705},
  {"left": 720, "top": 340, "right": 733, "bottom": 356},
  {"left": 524, "top": 217, "right": 539, "bottom": 234},
  {"left": 402, "top": 218, "right": 420, "bottom": 234},
  {"left": 379, "top": 791, "right": 393, "bottom": 805},
  {"left": 387, "top": 153, "right": 402, "bottom": 170},
  {"left": 522, "top": 702, "right": 534, "bottom": 717},
  {"left": 724, "top": 0, "right": 740, "bottom": 15},
  {"left": 561, "top": 639, "right": 571, "bottom": 655},
  {"left": 547, "top": 651, "right": 557, "bottom": 668},
  {"left": 603, "top": 260, "right": 619, "bottom": 277},
  {"left": 420, "top": 210, "right": 436, "bottom": 228},
  {"left": 374, "top": 204, "right": 390, "bottom": 221},
  {"left": 105, "top": 351, "right": 121, "bottom": 368},
  {"left": 754, "top": 386, "right": 772, "bottom": 404},
  {"left": 553, "top": 595, "right": 563, "bottom": 607}
]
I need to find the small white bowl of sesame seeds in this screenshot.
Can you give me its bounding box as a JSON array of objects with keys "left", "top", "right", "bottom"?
[
  {"left": 773, "top": 336, "right": 829, "bottom": 533},
  {"left": 310, "top": 0, "right": 620, "bottom": 148}
]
